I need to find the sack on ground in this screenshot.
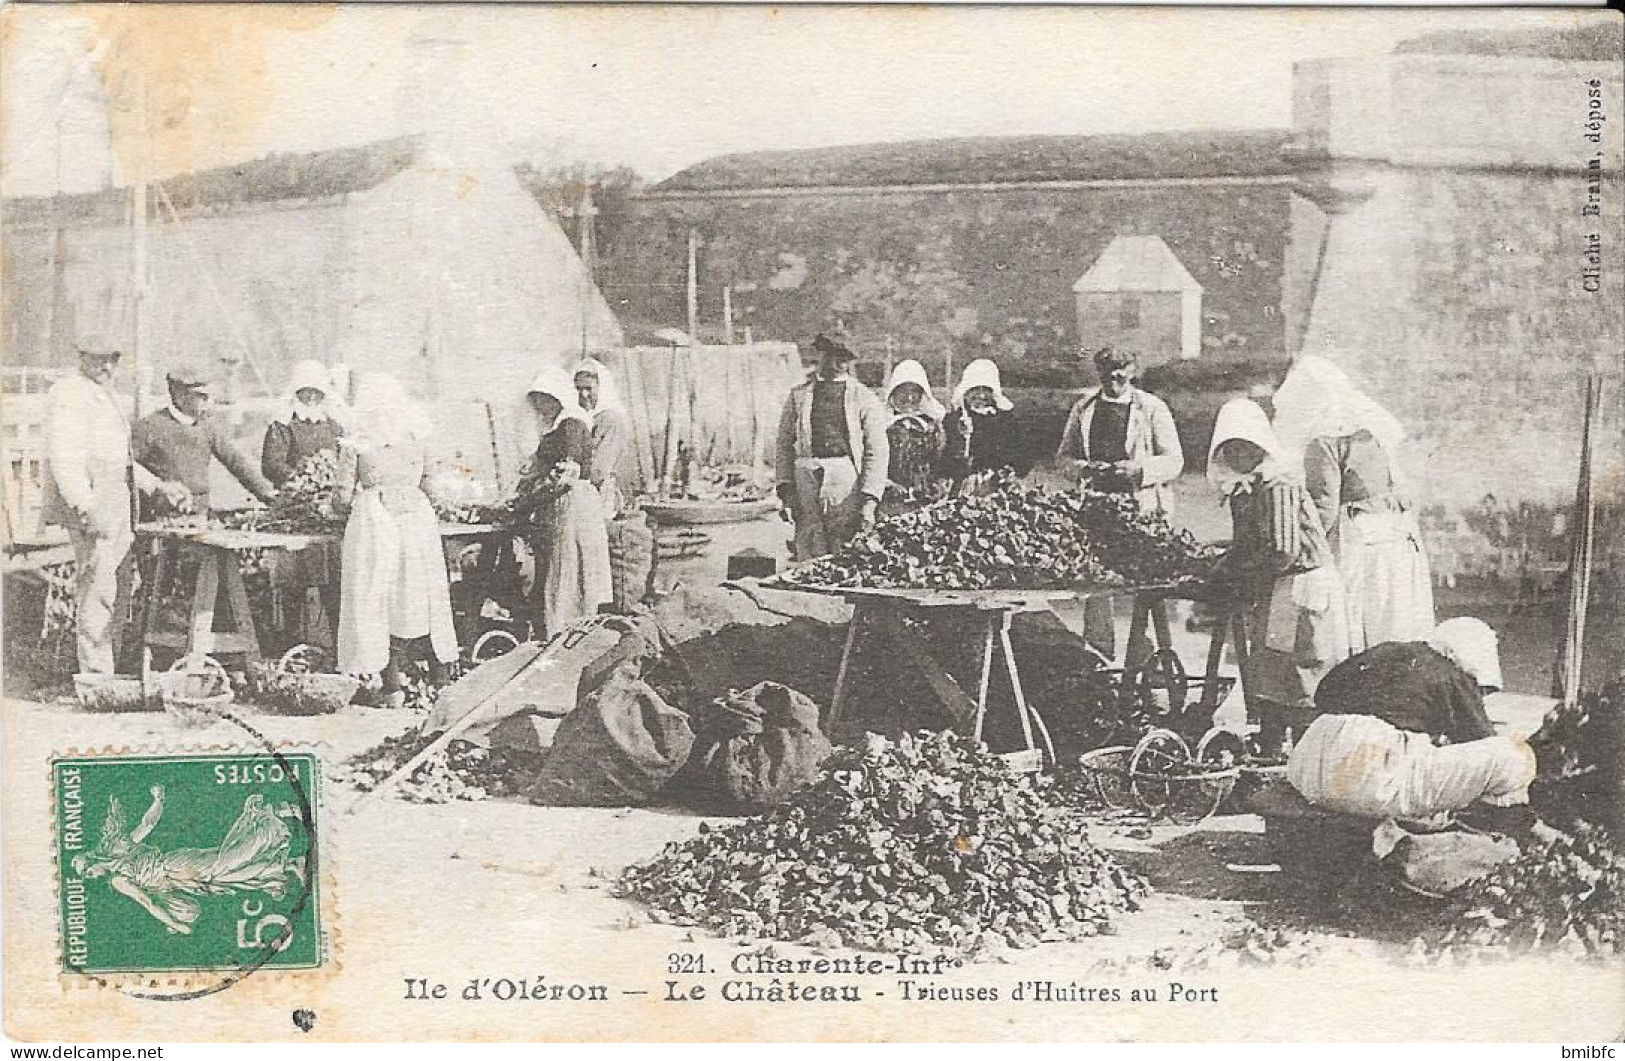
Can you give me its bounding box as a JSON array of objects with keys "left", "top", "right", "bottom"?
[
  {"left": 1375, "top": 821, "right": 1520, "bottom": 897},
  {"left": 674, "top": 681, "right": 834, "bottom": 814},
  {"left": 524, "top": 664, "right": 695, "bottom": 806}
]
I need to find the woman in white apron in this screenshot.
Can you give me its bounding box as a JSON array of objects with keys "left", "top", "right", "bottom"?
[
  {"left": 1206, "top": 398, "right": 1351, "bottom": 753},
  {"left": 514, "top": 367, "right": 612, "bottom": 639},
  {"left": 1272, "top": 355, "right": 1435, "bottom": 652},
  {"left": 334, "top": 372, "right": 459, "bottom": 707}
]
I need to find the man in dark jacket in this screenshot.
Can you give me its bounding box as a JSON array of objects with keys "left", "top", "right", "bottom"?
[{"left": 133, "top": 362, "right": 278, "bottom": 519}]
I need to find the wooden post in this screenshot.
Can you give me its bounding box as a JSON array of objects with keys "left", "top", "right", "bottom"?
[
  {"left": 943, "top": 348, "right": 955, "bottom": 396},
  {"left": 1554, "top": 372, "right": 1603, "bottom": 704},
  {"left": 686, "top": 229, "right": 699, "bottom": 343},
  {"left": 130, "top": 75, "right": 149, "bottom": 415},
  {"left": 722, "top": 285, "right": 734, "bottom": 344}
]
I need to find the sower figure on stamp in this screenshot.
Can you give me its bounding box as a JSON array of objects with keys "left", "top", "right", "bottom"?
[
  {"left": 73, "top": 785, "right": 304, "bottom": 936},
  {"left": 41, "top": 339, "right": 189, "bottom": 674},
  {"left": 775, "top": 332, "right": 890, "bottom": 560}
]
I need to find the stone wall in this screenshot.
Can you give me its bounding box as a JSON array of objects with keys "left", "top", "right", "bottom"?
[
  {"left": 1292, "top": 50, "right": 1624, "bottom": 589},
  {"left": 601, "top": 181, "right": 1292, "bottom": 377}
]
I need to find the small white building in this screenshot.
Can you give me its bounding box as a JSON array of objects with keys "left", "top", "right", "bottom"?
[{"left": 1072, "top": 235, "right": 1204, "bottom": 365}]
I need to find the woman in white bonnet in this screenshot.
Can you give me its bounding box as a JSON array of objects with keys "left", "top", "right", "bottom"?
[
  {"left": 333, "top": 371, "right": 458, "bottom": 707},
  {"left": 882, "top": 358, "right": 947, "bottom": 505},
  {"left": 260, "top": 359, "right": 346, "bottom": 488},
  {"left": 1272, "top": 355, "right": 1435, "bottom": 651},
  {"left": 513, "top": 366, "right": 612, "bottom": 638},
  {"left": 570, "top": 356, "right": 630, "bottom": 517},
  {"left": 1205, "top": 397, "right": 1351, "bottom": 752}
]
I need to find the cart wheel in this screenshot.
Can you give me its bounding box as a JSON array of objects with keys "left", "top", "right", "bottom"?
[
  {"left": 1176, "top": 728, "right": 1247, "bottom": 824},
  {"left": 1134, "top": 648, "right": 1189, "bottom": 719},
  {"left": 1128, "top": 727, "right": 1191, "bottom": 819},
  {"left": 1195, "top": 728, "right": 1246, "bottom": 768}
]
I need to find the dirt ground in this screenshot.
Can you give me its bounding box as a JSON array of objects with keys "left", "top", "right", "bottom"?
[{"left": 4, "top": 685, "right": 1619, "bottom": 1042}]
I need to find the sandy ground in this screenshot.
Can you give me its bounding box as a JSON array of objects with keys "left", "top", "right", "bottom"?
[
  {"left": 4, "top": 689, "right": 1620, "bottom": 1043},
  {"left": 3, "top": 487, "right": 1616, "bottom": 1040}
]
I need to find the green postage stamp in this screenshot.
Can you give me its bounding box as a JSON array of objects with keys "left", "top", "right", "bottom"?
[{"left": 53, "top": 752, "right": 322, "bottom": 976}]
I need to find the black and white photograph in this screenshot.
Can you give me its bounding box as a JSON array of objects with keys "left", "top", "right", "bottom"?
[{"left": 1, "top": 3, "right": 1621, "bottom": 1043}]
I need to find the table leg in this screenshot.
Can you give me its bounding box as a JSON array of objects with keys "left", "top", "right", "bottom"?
[
  {"left": 972, "top": 619, "right": 996, "bottom": 742},
  {"left": 1151, "top": 597, "right": 1173, "bottom": 649},
  {"left": 1126, "top": 595, "right": 1152, "bottom": 669},
  {"left": 187, "top": 551, "right": 220, "bottom": 657},
  {"left": 998, "top": 614, "right": 1039, "bottom": 755},
  {"left": 828, "top": 604, "right": 865, "bottom": 731},
  {"left": 139, "top": 542, "right": 168, "bottom": 657},
  {"left": 220, "top": 556, "right": 263, "bottom": 663},
  {"left": 1200, "top": 612, "right": 1229, "bottom": 714}
]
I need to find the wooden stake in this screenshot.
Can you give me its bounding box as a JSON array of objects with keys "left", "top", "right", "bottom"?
[
  {"left": 1554, "top": 372, "right": 1603, "bottom": 705},
  {"left": 686, "top": 229, "right": 699, "bottom": 343}
]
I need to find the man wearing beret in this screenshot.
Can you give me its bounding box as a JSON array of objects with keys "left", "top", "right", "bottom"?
[
  {"left": 42, "top": 340, "right": 189, "bottom": 673},
  {"left": 132, "top": 360, "right": 279, "bottom": 521},
  {"left": 1055, "top": 346, "right": 1184, "bottom": 517},
  {"left": 774, "top": 333, "right": 890, "bottom": 560}
]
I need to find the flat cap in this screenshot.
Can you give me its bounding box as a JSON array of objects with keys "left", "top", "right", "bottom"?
[
  {"left": 1091, "top": 346, "right": 1134, "bottom": 370},
  {"left": 74, "top": 337, "right": 123, "bottom": 359},
  {"left": 165, "top": 360, "right": 216, "bottom": 391},
  {"left": 812, "top": 332, "right": 857, "bottom": 360}
]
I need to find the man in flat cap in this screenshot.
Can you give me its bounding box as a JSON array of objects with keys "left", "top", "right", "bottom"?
[
  {"left": 1055, "top": 346, "right": 1184, "bottom": 517},
  {"left": 774, "top": 332, "right": 890, "bottom": 559},
  {"left": 1054, "top": 346, "right": 1185, "bottom": 664},
  {"left": 132, "top": 360, "right": 278, "bottom": 521},
  {"left": 41, "top": 339, "right": 189, "bottom": 673}
]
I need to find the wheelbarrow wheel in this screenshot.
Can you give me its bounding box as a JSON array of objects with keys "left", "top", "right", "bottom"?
[
  {"left": 1128, "top": 727, "right": 1191, "bottom": 819},
  {"left": 1195, "top": 727, "right": 1246, "bottom": 768}
]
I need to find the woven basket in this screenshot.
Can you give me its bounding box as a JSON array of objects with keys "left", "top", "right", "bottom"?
[
  {"left": 73, "top": 673, "right": 159, "bottom": 713},
  {"left": 247, "top": 645, "right": 359, "bottom": 716},
  {"left": 158, "top": 655, "right": 234, "bottom": 727}
]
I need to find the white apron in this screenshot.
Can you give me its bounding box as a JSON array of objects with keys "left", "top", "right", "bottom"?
[
  {"left": 1337, "top": 510, "right": 1435, "bottom": 652},
  {"left": 338, "top": 488, "right": 458, "bottom": 674}
]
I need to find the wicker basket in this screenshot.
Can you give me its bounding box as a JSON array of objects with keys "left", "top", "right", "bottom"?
[
  {"left": 247, "top": 645, "right": 359, "bottom": 716},
  {"left": 157, "top": 655, "right": 235, "bottom": 727},
  {"left": 1076, "top": 745, "right": 1135, "bottom": 810},
  {"left": 72, "top": 673, "right": 159, "bottom": 713}
]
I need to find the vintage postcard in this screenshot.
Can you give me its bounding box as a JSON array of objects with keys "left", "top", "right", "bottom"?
[{"left": 2, "top": 3, "right": 1621, "bottom": 1043}]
